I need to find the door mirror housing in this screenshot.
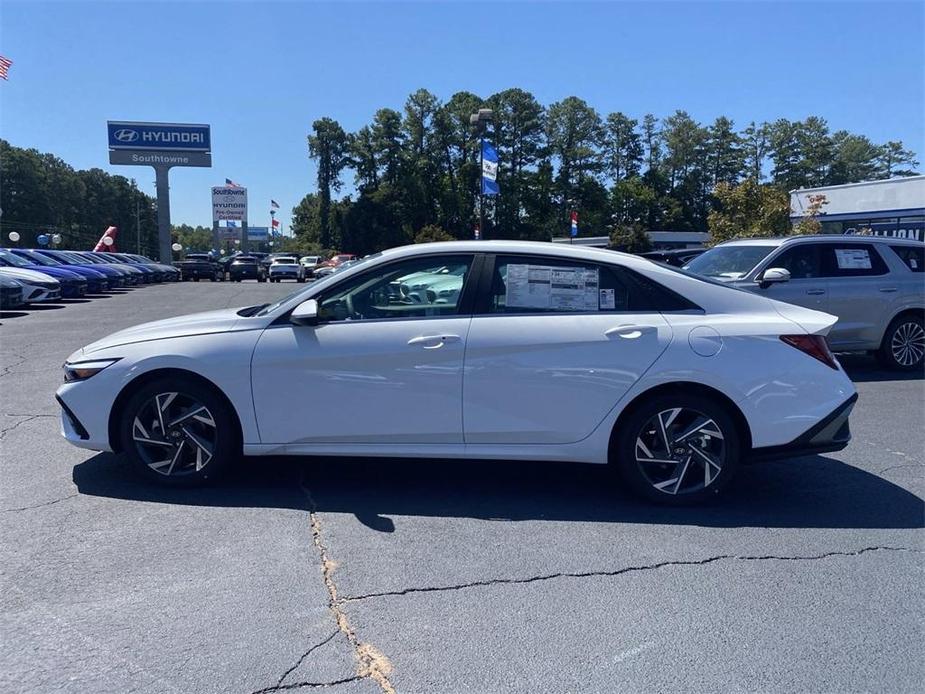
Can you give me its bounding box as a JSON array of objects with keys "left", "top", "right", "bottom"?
[
  {"left": 757, "top": 267, "right": 791, "bottom": 289},
  {"left": 291, "top": 299, "right": 319, "bottom": 326}
]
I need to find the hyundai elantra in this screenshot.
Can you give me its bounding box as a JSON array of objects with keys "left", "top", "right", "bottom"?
[{"left": 57, "top": 241, "right": 857, "bottom": 504}]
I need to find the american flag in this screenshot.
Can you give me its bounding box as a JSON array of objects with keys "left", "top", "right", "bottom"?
[
  {"left": 0, "top": 56, "right": 12, "bottom": 81},
  {"left": 225, "top": 178, "right": 241, "bottom": 188}
]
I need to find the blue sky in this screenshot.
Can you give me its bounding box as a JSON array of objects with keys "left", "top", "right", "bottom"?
[{"left": 2, "top": 1, "right": 923, "bottom": 229}]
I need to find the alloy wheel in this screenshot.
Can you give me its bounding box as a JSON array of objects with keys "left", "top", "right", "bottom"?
[
  {"left": 635, "top": 407, "right": 726, "bottom": 496},
  {"left": 131, "top": 392, "right": 217, "bottom": 476},
  {"left": 891, "top": 321, "right": 924, "bottom": 367}
]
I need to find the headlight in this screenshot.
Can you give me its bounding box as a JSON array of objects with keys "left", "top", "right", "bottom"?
[{"left": 63, "top": 359, "right": 119, "bottom": 382}]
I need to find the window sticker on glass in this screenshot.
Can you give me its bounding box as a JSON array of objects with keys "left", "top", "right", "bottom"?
[
  {"left": 834, "top": 248, "right": 872, "bottom": 270},
  {"left": 505, "top": 264, "right": 599, "bottom": 310},
  {"left": 599, "top": 288, "right": 615, "bottom": 310}
]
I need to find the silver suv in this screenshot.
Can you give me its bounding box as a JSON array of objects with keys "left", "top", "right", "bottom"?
[{"left": 684, "top": 236, "right": 924, "bottom": 370}]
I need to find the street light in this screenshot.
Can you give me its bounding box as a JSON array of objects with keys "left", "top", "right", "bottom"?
[{"left": 470, "top": 108, "right": 493, "bottom": 239}]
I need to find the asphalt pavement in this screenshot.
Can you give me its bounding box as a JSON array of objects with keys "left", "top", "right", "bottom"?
[{"left": 1, "top": 282, "right": 922, "bottom": 693}]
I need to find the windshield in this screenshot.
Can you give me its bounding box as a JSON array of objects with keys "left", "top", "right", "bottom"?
[
  {"left": 683, "top": 245, "right": 775, "bottom": 279},
  {"left": 0, "top": 249, "right": 32, "bottom": 267},
  {"left": 16, "top": 249, "right": 60, "bottom": 265}
]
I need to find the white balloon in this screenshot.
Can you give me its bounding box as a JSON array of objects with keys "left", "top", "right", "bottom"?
[
  {"left": 171, "top": 243, "right": 183, "bottom": 252},
  {"left": 102, "top": 236, "right": 114, "bottom": 246},
  {"left": 8, "top": 231, "right": 20, "bottom": 242}
]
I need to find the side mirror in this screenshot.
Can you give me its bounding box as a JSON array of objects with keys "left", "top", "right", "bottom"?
[
  {"left": 757, "top": 267, "right": 791, "bottom": 288},
  {"left": 290, "top": 299, "right": 319, "bottom": 326}
]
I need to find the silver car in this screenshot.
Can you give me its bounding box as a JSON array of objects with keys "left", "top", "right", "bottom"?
[{"left": 683, "top": 236, "right": 924, "bottom": 370}]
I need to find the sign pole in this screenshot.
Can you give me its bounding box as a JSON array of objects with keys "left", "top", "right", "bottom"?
[
  {"left": 242, "top": 220, "right": 249, "bottom": 254},
  {"left": 212, "top": 220, "right": 220, "bottom": 254},
  {"left": 154, "top": 165, "right": 172, "bottom": 263}
]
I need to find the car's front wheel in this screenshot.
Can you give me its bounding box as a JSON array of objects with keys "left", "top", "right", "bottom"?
[
  {"left": 878, "top": 314, "right": 924, "bottom": 371},
  {"left": 613, "top": 393, "right": 740, "bottom": 505},
  {"left": 119, "top": 377, "right": 237, "bottom": 486}
]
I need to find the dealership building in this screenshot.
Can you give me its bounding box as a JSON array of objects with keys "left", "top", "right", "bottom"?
[{"left": 790, "top": 175, "right": 924, "bottom": 241}]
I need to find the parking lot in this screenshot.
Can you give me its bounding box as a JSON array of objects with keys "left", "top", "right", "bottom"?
[{"left": 1, "top": 281, "right": 922, "bottom": 693}]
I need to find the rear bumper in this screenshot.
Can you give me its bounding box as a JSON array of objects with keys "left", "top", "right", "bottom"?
[{"left": 749, "top": 393, "right": 857, "bottom": 462}]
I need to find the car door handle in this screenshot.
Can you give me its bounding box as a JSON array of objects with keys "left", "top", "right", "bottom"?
[
  {"left": 879, "top": 287, "right": 898, "bottom": 293},
  {"left": 605, "top": 325, "right": 656, "bottom": 339},
  {"left": 407, "top": 334, "right": 461, "bottom": 349},
  {"left": 805, "top": 289, "right": 826, "bottom": 296}
]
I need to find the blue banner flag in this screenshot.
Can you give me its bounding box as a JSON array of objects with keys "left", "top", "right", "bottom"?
[{"left": 481, "top": 141, "right": 500, "bottom": 196}]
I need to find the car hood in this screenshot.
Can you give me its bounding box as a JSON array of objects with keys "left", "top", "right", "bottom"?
[
  {"left": 0, "top": 267, "right": 59, "bottom": 283},
  {"left": 79, "top": 307, "right": 247, "bottom": 355}
]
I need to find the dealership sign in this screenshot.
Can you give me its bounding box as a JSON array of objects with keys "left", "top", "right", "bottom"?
[
  {"left": 107, "top": 120, "right": 213, "bottom": 263},
  {"left": 108, "top": 121, "right": 211, "bottom": 151},
  {"left": 212, "top": 186, "right": 248, "bottom": 222},
  {"left": 107, "top": 121, "right": 212, "bottom": 168},
  {"left": 247, "top": 226, "right": 269, "bottom": 241}
]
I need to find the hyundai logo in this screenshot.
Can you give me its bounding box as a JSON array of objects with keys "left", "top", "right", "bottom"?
[{"left": 113, "top": 129, "right": 139, "bottom": 143}]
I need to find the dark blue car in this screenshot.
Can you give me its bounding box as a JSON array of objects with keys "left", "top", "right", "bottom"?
[
  {"left": 10, "top": 248, "right": 111, "bottom": 293},
  {"left": 33, "top": 249, "right": 131, "bottom": 287},
  {"left": 0, "top": 248, "right": 87, "bottom": 297}
]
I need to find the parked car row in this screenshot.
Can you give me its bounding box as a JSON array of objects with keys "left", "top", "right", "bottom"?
[
  {"left": 173, "top": 251, "right": 361, "bottom": 284},
  {"left": 0, "top": 248, "right": 178, "bottom": 310}
]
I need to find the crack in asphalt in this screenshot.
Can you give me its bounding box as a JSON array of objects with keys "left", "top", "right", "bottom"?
[
  {"left": 271, "top": 630, "right": 340, "bottom": 691},
  {"left": 1, "top": 492, "right": 79, "bottom": 513},
  {"left": 299, "top": 475, "right": 396, "bottom": 694},
  {"left": 0, "top": 414, "right": 56, "bottom": 439},
  {"left": 250, "top": 676, "right": 362, "bottom": 693},
  {"left": 0, "top": 350, "right": 28, "bottom": 379},
  {"left": 339, "top": 546, "right": 921, "bottom": 604}
]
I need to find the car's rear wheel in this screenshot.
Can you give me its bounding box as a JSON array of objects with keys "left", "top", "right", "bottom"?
[
  {"left": 878, "top": 315, "right": 924, "bottom": 371},
  {"left": 613, "top": 393, "right": 740, "bottom": 505},
  {"left": 119, "top": 378, "right": 237, "bottom": 486}
]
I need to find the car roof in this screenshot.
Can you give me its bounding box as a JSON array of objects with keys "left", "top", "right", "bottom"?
[
  {"left": 374, "top": 240, "right": 661, "bottom": 270},
  {"left": 716, "top": 235, "right": 924, "bottom": 248}
]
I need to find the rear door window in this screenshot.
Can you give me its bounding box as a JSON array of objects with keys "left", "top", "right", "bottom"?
[
  {"left": 482, "top": 255, "right": 698, "bottom": 314},
  {"left": 820, "top": 243, "right": 889, "bottom": 277}
]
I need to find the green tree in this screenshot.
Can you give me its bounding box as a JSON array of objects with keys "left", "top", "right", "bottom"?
[
  {"left": 414, "top": 224, "right": 455, "bottom": 244},
  {"left": 706, "top": 116, "right": 744, "bottom": 187},
  {"left": 827, "top": 132, "right": 881, "bottom": 184},
  {"left": 741, "top": 121, "right": 770, "bottom": 182},
  {"left": 546, "top": 96, "right": 604, "bottom": 225},
  {"left": 609, "top": 223, "right": 652, "bottom": 253},
  {"left": 308, "top": 117, "right": 349, "bottom": 248},
  {"left": 603, "top": 112, "right": 643, "bottom": 182},
  {"left": 708, "top": 179, "right": 791, "bottom": 244},
  {"left": 877, "top": 141, "right": 919, "bottom": 178}
]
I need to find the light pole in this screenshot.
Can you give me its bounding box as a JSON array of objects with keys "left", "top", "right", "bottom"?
[{"left": 469, "top": 108, "right": 493, "bottom": 239}]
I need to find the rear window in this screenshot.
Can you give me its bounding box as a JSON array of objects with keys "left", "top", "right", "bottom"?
[{"left": 889, "top": 245, "right": 924, "bottom": 273}]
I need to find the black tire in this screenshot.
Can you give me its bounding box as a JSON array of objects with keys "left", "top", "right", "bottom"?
[
  {"left": 193, "top": 277, "right": 200, "bottom": 283},
  {"left": 877, "top": 314, "right": 924, "bottom": 371},
  {"left": 611, "top": 393, "right": 740, "bottom": 506},
  {"left": 119, "top": 376, "right": 238, "bottom": 486}
]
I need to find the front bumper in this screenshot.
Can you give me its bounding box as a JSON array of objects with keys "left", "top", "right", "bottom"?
[{"left": 749, "top": 393, "right": 857, "bottom": 462}]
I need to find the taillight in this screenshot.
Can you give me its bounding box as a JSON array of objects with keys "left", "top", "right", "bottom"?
[{"left": 780, "top": 334, "right": 839, "bottom": 369}]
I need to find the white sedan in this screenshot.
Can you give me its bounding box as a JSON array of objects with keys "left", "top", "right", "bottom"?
[{"left": 56, "top": 241, "right": 857, "bottom": 504}]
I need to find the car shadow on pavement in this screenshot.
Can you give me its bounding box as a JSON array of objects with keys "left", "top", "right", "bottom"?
[
  {"left": 73, "top": 451, "right": 923, "bottom": 532},
  {"left": 0, "top": 311, "right": 30, "bottom": 320},
  {"left": 839, "top": 354, "right": 924, "bottom": 382}
]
